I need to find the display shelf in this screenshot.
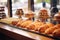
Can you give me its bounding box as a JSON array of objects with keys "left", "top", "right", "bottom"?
[{"left": 0, "top": 22, "right": 59, "bottom": 40}]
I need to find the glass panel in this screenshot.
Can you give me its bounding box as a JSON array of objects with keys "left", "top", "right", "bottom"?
[
  {"left": 12, "top": 0, "right": 28, "bottom": 18},
  {"left": 34, "top": 0, "right": 50, "bottom": 11}
]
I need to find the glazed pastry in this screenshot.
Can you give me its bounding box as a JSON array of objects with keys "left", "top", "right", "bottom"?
[
  {"left": 16, "top": 19, "right": 24, "bottom": 27},
  {"left": 27, "top": 24, "right": 35, "bottom": 30},
  {"left": 11, "top": 21, "right": 18, "bottom": 25},
  {"left": 25, "top": 13, "right": 34, "bottom": 18},
  {"left": 38, "top": 23, "right": 54, "bottom": 33},
  {"left": 46, "top": 23, "right": 54, "bottom": 27},
  {"left": 45, "top": 24, "right": 60, "bottom": 34},
  {"left": 53, "top": 29, "right": 60, "bottom": 37},
  {"left": 45, "top": 27, "right": 57, "bottom": 34},
  {"left": 20, "top": 20, "right": 33, "bottom": 28},
  {"left": 27, "top": 21, "right": 44, "bottom": 31},
  {"left": 39, "top": 24, "right": 49, "bottom": 33},
  {"left": 16, "top": 9, "right": 24, "bottom": 18},
  {"left": 54, "top": 24, "right": 60, "bottom": 28},
  {"left": 54, "top": 12, "right": 60, "bottom": 21},
  {"left": 38, "top": 8, "right": 49, "bottom": 19},
  {"left": 24, "top": 11, "right": 34, "bottom": 19}
]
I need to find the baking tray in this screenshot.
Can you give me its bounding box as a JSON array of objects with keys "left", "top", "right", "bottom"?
[{"left": 0, "top": 22, "right": 60, "bottom": 40}]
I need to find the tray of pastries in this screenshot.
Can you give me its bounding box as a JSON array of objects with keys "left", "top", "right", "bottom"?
[
  {"left": 0, "top": 19, "right": 60, "bottom": 40},
  {"left": 1, "top": 17, "right": 59, "bottom": 39}
]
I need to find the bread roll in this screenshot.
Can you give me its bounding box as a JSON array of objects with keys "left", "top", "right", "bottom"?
[{"left": 53, "top": 29, "right": 60, "bottom": 37}]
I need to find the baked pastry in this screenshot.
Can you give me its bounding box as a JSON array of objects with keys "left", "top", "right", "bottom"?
[
  {"left": 16, "top": 9, "right": 24, "bottom": 18},
  {"left": 54, "top": 12, "right": 60, "bottom": 22},
  {"left": 38, "top": 8, "right": 49, "bottom": 19},
  {"left": 45, "top": 24, "right": 60, "bottom": 34},
  {"left": 45, "top": 27, "right": 57, "bottom": 34},
  {"left": 39, "top": 24, "right": 49, "bottom": 33},
  {"left": 24, "top": 11, "right": 34, "bottom": 18},
  {"left": 54, "top": 24, "right": 60, "bottom": 28},
  {"left": 25, "top": 13, "right": 34, "bottom": 18},
  {"left": 46, "top": 23, "right": 54, "bottom": 27},
  {"left": 27, "top": 24, "right": 35, "bottom": 30},
  {"left": 27, "top": 21, "right": 44, "bottom": 31},
  {"left": 20, "top": 20, "right": 33, "bottom": 28},
  {"left": 16, "top": 19, "right": 24, "bottom": 27},
  {"left": 11, "top": 21, "right": 18, "bottom": 25},
  {"left": 53, "top": 29, "right": 60, "bottom": 37},
  {"left": 39, "top": 23, "right": 54, "bottom": 33}
]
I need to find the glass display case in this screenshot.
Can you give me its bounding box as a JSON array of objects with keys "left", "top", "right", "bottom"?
[{"left": 0, "top": 0, "right": 60, "bottom": 40}]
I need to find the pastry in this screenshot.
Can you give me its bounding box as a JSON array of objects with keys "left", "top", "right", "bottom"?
[
  {"left": 20, "top": 20, "right": 33, "bottom": 28},
  {"left": 27, "top": 21, "right": 44, "bottom": 31},
  {"left": 45, "top": 24, "right": 60, "bottom": 34},
  {"left": 39, "top": 24, "right": 49, "bottom": 33},
  {"left": 53, "top": 29, "right": 60, "bottom": 37},
  {"left": 11, "top": 21, "right": 18, "bottom": 25}
]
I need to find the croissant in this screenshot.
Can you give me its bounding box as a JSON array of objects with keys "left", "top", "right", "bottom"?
[
  {"left": 38, "top": 23, "right": 54, "bottom": 33},
  {"left": 27, "top": 24, "right": 35, "bottom": 30},
  {"left": 11, "top": 21, "right": 18, "bottom": 25},
  {"left": 45, "top": 27, "right": 57, "bottom": 34},
  {"left": 54, "top": 24, "right": 60, "bottom": 28},
  {"left": 16, "top": 20, "right": 24, "bottom": 27},
  {"left": 45, "top": 24, "right": 60, "bottom": 34},
  {"left": 20, "top": 20, "right": 33, "bottom": 28},
  {"left": 27, "top": 21, "right": 44, "bottom": 31},
  {"left": 39, "top": 24, "right": 49, "bottom": 33},
  {"left": 53, "top": 29, "right": 60, "bottom": 37},
  {"left": 46, "top": 23, "right": 54, "bottom": 27}
]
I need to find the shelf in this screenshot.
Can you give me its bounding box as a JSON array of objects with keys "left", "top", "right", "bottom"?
[{"left": 0, "top": 22, "right": 59, "bottom": 40}]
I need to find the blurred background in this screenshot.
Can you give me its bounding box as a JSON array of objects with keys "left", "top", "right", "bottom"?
[{"left": 0, "top": 0, "right": 60, "bottom": 18}]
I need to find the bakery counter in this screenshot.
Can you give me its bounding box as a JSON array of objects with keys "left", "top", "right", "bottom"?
[
  {"left": 0, "top": 23, "right": 35, "bottom": 40},
  {"left": 0, "top": 22, "right": 57, "bottom": 40},
  {"left": 0, "top": 28, "right": 34, "bottom": 40}
]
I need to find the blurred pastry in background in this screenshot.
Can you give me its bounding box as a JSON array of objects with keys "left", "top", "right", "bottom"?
[
  {"left": 38, "top": 8, "right": 49, "bottom": 22},
  {"left": 54, "top": 12, "right": 60, "bottom": 24},
  {"left": 24, "top": 11, "right": 34, "bottom": 20},
  {"left": 16, "top": 9, "right": 24, "bottom": 18}
]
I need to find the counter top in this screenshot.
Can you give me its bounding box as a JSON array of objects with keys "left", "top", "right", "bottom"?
[{"left": 0, "top": 22, "right": 54, "bottom": 40}]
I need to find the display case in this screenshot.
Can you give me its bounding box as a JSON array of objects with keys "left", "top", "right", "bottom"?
[
  {"left": 0, "top": 22, "right": 56, "bottom": 40},
  {"left": 0, "top": 0, "right": 60, "bottom": 40}
]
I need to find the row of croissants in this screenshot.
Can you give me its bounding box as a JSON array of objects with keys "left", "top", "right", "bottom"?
[{"left": 11, "top": 19, "right": 60, "bottom": 37}]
